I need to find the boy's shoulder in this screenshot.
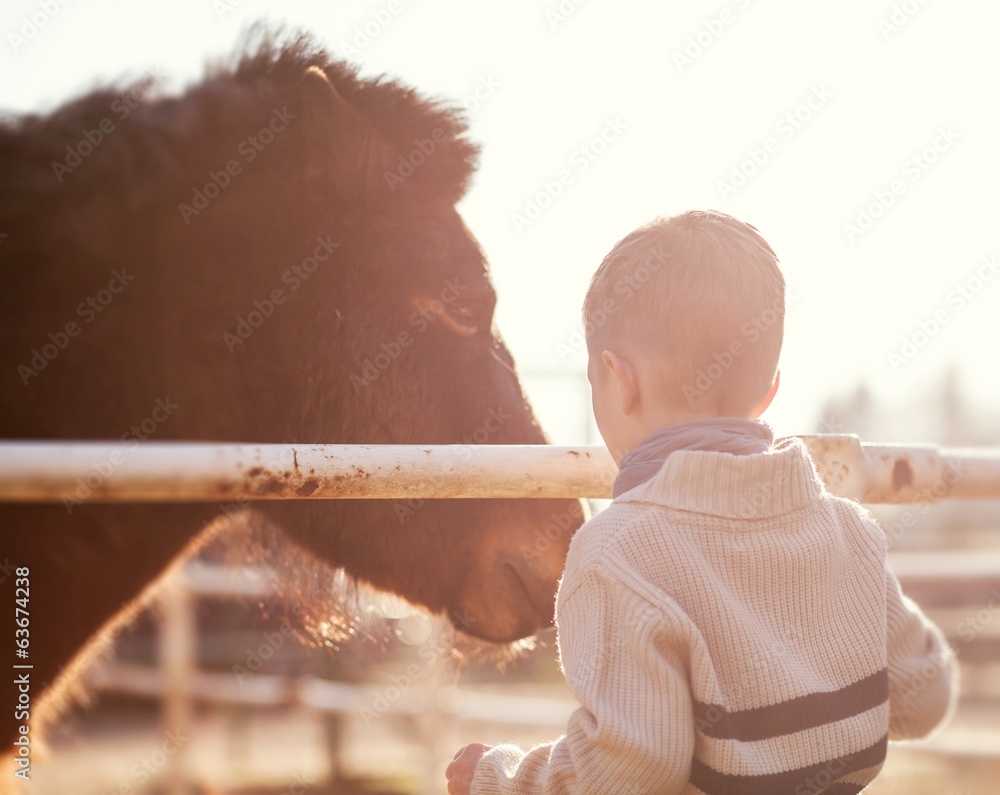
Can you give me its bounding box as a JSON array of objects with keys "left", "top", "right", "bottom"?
[
  {"left": 564, "top": 497, "right": 681, "bottom": 574},
  {"left": 559, "top": 502, "right": 687, "bottom": 615},
  {"left": 823, "top": 490, "right": 890, "bottom": 554}
]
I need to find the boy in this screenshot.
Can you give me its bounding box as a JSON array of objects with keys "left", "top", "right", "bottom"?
[{"left": 446, "top": 210, "right": 956, "bottom": 795}]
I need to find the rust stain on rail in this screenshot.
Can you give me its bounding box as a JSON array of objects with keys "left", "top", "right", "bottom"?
[
  {"left": 892, "top": 457, "right": 914, "bottom": 492},
  {"left": 296, "top": 479, "right": 319, "bottom": 497}
]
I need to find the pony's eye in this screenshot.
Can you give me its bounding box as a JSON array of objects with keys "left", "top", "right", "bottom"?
[
  {"left": 410, "top": 292, "right": 491, "bottom": 337},
  {"left": 445, "top": 301, "right": 483, "bottom": 335},
  {"left": 450, "top": 302, "right": 482, "bottom": 323}
]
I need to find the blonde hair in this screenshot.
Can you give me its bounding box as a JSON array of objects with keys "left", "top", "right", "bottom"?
[{"left": 583, "top": 210, "right": 785, "bottom": 415}]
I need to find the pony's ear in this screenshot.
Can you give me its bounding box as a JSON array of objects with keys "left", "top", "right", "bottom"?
[{"left": 299, "top": 65, "right": 375, "bottom": 205}]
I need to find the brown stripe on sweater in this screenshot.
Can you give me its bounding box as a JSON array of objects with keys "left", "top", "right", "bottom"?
[
  {"left": 693, "top": 668, "right": 888, "bottom": 740},
  {"left": 689, "top": 734, "right": 887, "bottom": 795}
]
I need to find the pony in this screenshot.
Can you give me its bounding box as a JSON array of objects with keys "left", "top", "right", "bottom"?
[{"left": 0, "top": 29, "right": 584, "bottom": 752}]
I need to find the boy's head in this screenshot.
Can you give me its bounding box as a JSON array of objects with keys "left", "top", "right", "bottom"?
[{"left": 584, "top": 210, "right": 785, "bottom": 456}]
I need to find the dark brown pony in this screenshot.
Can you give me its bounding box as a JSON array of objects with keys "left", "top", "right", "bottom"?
[{"left": 0, "top": 30, "right": 584, "bottom": 752}]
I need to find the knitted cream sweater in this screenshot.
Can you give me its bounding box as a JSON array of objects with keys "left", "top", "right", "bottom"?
[{"left": 471, "top": 438, "right": 957, "bottom": 795}]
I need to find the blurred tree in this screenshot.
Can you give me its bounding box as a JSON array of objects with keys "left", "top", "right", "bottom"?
[{"left": 815, "top": 365, "right": 1000, "bottom": 446}]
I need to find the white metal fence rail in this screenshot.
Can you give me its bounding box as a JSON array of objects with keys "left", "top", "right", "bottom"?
[{"left": 2, "top": 435, "right": 1000, "bottom": 503}]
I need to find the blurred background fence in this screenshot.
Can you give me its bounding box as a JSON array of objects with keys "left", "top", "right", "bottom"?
[{"left": 66, "top": 545, "right": 1000, "bottom": 795}]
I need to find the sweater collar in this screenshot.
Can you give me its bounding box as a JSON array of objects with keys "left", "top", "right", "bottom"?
[
  {"left": 614, "top": 436, "right": 826, "bottom": 519},
  {"left": 612, "top": 418, "right": 774, "bottom": 498}
]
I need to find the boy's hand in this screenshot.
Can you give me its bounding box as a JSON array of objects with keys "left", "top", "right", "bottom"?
[{"left": 445, "top": 743, "right": 491, "bottom": 795}]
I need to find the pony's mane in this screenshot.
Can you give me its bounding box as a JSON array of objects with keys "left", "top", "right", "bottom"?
[
  {"left": 0, "top": 27, "right": 479, "bottom": 263},
  {"left": 229, "top": 29, "right": 479, "bottom": 203}
]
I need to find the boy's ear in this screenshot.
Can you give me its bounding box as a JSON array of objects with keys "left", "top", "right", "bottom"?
[
  {"left": 601, "top": 350, "right": 639, "bottom": 415},
  {"left": 750, "top": 370, "right": 780, "bottom": 419}
]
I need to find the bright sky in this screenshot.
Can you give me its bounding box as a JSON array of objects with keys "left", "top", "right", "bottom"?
[{"left": 5, "top": 0, "right": 999, "bottom": 444}]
